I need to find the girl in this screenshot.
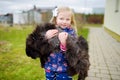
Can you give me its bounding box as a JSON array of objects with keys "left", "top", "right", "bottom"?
[
  {"left": 44, "top": 6, "right": 78, "bottom": 80},
  {"left": 26, "top": 6, "right": 89, "bottom": 80}
]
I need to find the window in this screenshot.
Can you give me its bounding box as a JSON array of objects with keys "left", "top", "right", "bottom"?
[{"left": 115, "top": 0, "right": 119, "bottom": 12}]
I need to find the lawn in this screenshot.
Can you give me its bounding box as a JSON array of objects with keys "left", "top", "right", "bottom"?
[{"left": 0, "top": 25, "right": 89, "bottom": 80}]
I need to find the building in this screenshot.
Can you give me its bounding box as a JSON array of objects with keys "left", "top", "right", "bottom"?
[
  {"left": 104, "top": 0, "right": 120, "bottom": 41},
  {"left": 0, "top": 6, "right": 53, "bottom": 26},
  {"left": 0, "top": 13, "right": 13, "bottom": 26},
  {"left": 13, "top": 6, "right": 53, "bottom": 25},
  {"left": 13, "top": 11, "right": 28, "bottom": 24}
]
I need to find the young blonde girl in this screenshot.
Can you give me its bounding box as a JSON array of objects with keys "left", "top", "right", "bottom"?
[
  {"left": 44, "top": 6, "right": 78, "bottom": 80},
  {"left": 50, "top": 6, "right": 77, "bottom": 33},
  {"left": 26, "top": 6, "right": 89, "bottom": 80}
]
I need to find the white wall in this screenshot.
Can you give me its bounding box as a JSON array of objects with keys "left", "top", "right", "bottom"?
[
  {"left": 104, "top": 0, "right": 120, "bottom": 35},
  {"left": 34, "top": 11, "right": 42, "bottom": 24},
  {"left": 13, "top": 12, "right": 28, "bottom": 24}
]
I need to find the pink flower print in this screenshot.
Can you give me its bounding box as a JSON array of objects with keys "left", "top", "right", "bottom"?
[
  {"left": 63, "top": 63, "right": 67, "bottom": 67},
  {"left": 52, "top": 64, "right": 57, "bottom": 68},
  {"left": 58, "top": 58, "right": 61, "bottom": 61},
  {"left": 47, "top": 67, "right": 51, "bottom": 70},
  {"left": 50, "top": 53, "right": 55, "bottom": 58},
  {"left": 45, "top": 69, "right": 50, "bottom": 72},
  {"left": 47, "top": 57, "right": 50, "bottom": 62},
  {"left": 57, "top": 66, "right": 62, "bottom": 71}
]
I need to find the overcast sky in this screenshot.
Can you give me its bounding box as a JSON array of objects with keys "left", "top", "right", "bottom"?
[{"left": 0, "top": 0, "right": 106, "bottom": 14}]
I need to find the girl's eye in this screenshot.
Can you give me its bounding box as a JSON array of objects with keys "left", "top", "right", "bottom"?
[
  {"left": 66, "top": 19, "right": 70, "bottom": 21},
  {"left": 60, "top": 18, "right": 63, "bottom": 20}
]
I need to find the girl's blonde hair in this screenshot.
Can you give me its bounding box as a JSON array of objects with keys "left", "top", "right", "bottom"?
[{"left": 50, "top": 6, "right": 77, "bottom": 33}]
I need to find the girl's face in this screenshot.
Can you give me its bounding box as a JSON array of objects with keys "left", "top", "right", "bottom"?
[{"left": 56, "top": 11, "right": 72, "bottom": 29}]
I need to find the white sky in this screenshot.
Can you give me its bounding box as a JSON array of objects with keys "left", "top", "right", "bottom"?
[{"left": 0, "top": 0, "right": 106, "bottom": 14}]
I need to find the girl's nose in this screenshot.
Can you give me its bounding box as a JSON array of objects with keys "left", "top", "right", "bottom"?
[{"left": 63, "top": 20, "right": 67, "bottom": 24}]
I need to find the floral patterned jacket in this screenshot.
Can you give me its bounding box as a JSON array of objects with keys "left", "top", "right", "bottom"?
[{"left": 44, "top": 27, "right": 77, "bottom": 72}]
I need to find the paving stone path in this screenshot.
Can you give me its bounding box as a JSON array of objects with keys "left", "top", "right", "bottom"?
[{"left": 86, "top": 27, "right": 120, "bottom": 80}]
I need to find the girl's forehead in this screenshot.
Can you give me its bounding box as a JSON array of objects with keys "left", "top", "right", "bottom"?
[
  {"left": 58, "top": 11, "right": 72, "bottom": 16},
  {"left": 59, "top": 11, "right": 71, "bottom": 14}
]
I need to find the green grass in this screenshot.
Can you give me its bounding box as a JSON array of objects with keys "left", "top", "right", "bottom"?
[
  {"left": 77, "top": 28, "right": 89, "bottom": 40},
  {"left": 0, "top": 25, "right": 89, "bottom": 80}
]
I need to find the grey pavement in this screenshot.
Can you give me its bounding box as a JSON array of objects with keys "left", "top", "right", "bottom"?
[{"left": 85, "top": 27, "right": 120, "bottom": 80}]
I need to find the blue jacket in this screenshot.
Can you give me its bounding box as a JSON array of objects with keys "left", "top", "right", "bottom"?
[{"left": 44, "top": 27, "right": 77, "bottom": 72}]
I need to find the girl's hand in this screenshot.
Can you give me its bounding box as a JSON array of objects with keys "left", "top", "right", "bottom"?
[
  {"left": 58, "top": 32, "right": 68, "bottom": 45},
  {"left": 45, "top": 29, "right": 58, "bottom": 39}
]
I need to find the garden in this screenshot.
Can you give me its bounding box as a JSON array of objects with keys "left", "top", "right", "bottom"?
[{"left": 0, "top": 25, "right": 88, "bottom": 80}]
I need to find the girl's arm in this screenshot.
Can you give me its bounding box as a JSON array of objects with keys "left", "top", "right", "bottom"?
[{"left": 58, "top": 32, "right": 68, "bottom": 51}]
